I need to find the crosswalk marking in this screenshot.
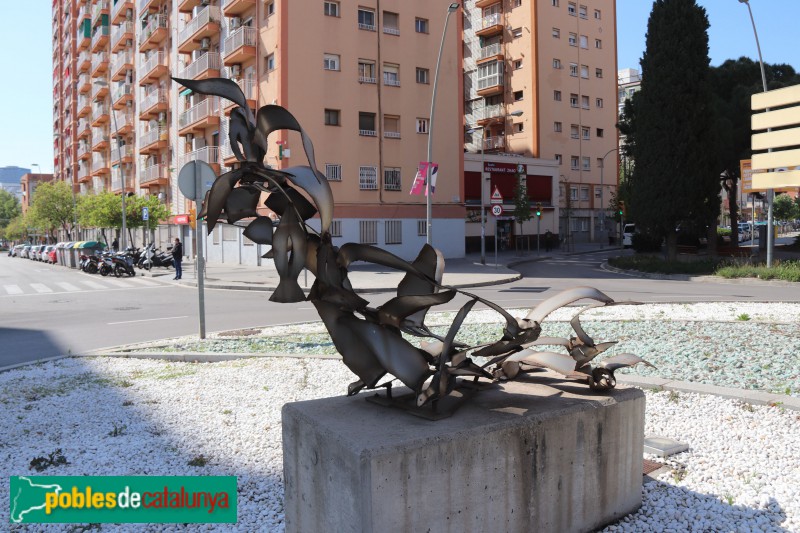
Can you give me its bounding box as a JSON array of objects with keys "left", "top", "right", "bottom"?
[
  {"left": 29, "top": 283, "right": 53, "bottom": 293},
  {"left": 103, "top": 279, "right": 135, "bottom": 288},
  {"left": 80, "top": 280, "right": 107, "bottom": 290},
  {"left": 3, "top": 285, "right": 23, "bottom": 295},
  {"left": 130, "top": 278, "right": 159, "bottom": 287},
  {"left": 55, "top": 282, "right": 81, "bottom": 292}
]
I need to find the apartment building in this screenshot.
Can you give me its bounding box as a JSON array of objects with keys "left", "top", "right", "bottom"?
[
  {"left": 52, "top": 0, "right": 464, "bottom": 261},
  {"left": 463, "top": 0, "right": 618, "bottom": 246}
]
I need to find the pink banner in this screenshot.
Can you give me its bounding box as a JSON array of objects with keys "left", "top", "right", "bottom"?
[{"left": 409, "top": 162, "right": 439, "bottom": 196}]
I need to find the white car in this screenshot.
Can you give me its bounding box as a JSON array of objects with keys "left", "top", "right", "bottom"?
[{"left": 622, "top": 224, "right": 636, "bottom": 248}]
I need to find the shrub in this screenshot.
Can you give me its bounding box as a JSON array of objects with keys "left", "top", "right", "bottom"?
[{"left": 632, "top": 232, "right": 663, "bottom": 253}]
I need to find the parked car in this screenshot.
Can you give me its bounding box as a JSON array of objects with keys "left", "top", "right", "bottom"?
[
  {"left": 28, "top": 245, "right": 41, "bottom": 260},
  {"left": 44, "top": 245, "right": 57, "bottom": 263},
  {"left": 622, "top": 224, "right": 636, "bottom": 248},
  {"left": 35, "top": 245, "right": 47, "bottom": 261}
]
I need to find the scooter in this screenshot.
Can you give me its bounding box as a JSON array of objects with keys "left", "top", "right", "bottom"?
[
  {"left": 98, "top": 253, "right": 114, "bottom": 276},
  {"left": 111, "top": 253, "right": 137, "bottom": 277},
  {"left": 140, "top": 243, "right": 174, "bottom": 270}
]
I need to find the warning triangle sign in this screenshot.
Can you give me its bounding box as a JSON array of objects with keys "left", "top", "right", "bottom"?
[{"left": 490, "top": 186, "right": 503, "bottom": 204}]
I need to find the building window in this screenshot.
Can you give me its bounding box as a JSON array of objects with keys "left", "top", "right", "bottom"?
[
  {"left": 581, "top": 95, "right": 589, "bottom": 109},
  {"left": 384, "top": 115, "right": 400, "bottom": 138},
  {"left": 580, "top": 186, "right": 589, "bottom": 200},
  {"left": 330, "top": 220, "right": 342, "bottom": 237},
  {"left": 324, "top": 108, "right": 340, "bottom": 126},
  {"left": 325, "top": 163, "right": 342, "bottom": 181},
  {"left": 417, "top": 220, "right": 427, "bottom": 236},
  {"left": 514, "top": 0, "right": 522, "bottom": 7},
  {"left": 359, "top": 112, "right": 376, "bottom": 136},
  {"left": 596, "top": 160, "right": 604, "bottom": 172},
  {"left": 265, "top": 53, "right": 275, "bottom": 71},
  {"left": 385, "top": 220, "right": 402, "bottom": 244},
  {"left": 554, "top": 121, "right": 562, "bottom": 132},
  {"left": 383, "top": 63, "right": 400, "bottom": 86},
  {"left": 266, "top": 0, "right": 275, "bottom": 17},
  {"left": 570, "top": 124, "right": 579, "bottom": 139},
  {"left": 359, "top": 60, "right": 376, "bottom": 83},
  {"left": 477, "top": 60, "right": 503, "bottom": 90},
  {"left": 595, "top": 186, "right": 602, "bottom": 198},
  {"left": 359, "top": 166, "right": 378, "bottom": 190},
  {"left": 555, "top": 154, "right": 562, "bottom": 165},
  {"left": 581, "top": 126, "right": 590, "bottom": 140},
  {"left": 554, "top": 90, "right": 561, "bottom": 101},
  {"left": 416, "top": 67, "right": 429, "bottom": 84},
  {"left": 570, "top": 185, "right": 578, "bottom": 200},
  {"left": 568, "top": 2, "right": 576, "bottom": 16},
  {"left": 359, "top": 220, "right": 378, "bottom": 244},
  {"left": 416, "top": 118, "right": 429, "bottom": 134},
  {"left": 513, "top": 59, "right": 523, "bottom": 69},
  {"left": 384, "top": 168, "right": 401, "bottom": 191},
  {"left": 514, "top": 122, "right": 524, "bottom": 133},
  {"left": 595, "top": 39, "right": 602, "bottom": 49},
  {"left": 568, "top": 33, "right": 577, "bottom": 46},
  {"left": 569, "top": 63, "right": 577, "bottom": 76},
  {"left": 580, "top": 35, "right": 588, "bottom": 49},
  {"left": 594, "top": 9, "right": 601, "bottom": 19},
  {"left": 579, "top": 4, "right": 587, "bottom": 18},
  {"left": 582, "top": 157, "right": 590, "bottom": 170},
  {"left": 597, "top": 128, "right": 604, "bottom": 138},
  {"left": 552, "top": 27, "right": 560, "bottom": 38},
  {"left": 415, "top": 17, "right": 428, "bottom": 34},
  {"left": 358, "top": 8, "right": 376, "bottom": 31},
  {"left": 596, "top": 67, "right": 603, "bottom": 78},
  {"left": 514, "top": 90, "right": 523, "bottom": 101},
  {"left": 569, "top": 93, "right": 578, "bottom": 107},
  {"left": 596, "top": 97, "right": 604, "bottom": 108},
  {"left": 552, "top": 0, "right": 559, "bottom": 6},
  {"left": 553, "top": 58, "right": 562, "bottom": 69},
  {"left": 383, "top": 11, "right": 399, "bottom": 35},
  {"left": 222, "top": 224, "right": 238, "bottom": 241},
  {"left": 580, "top": 65, "right": 589, "bottom": 79},
  {"left": 324, "top": 1, "right": 339, "bottom": 17},
  {"left": 570, "top": 157, "right": 579, "bottom": 170},
  {"left": 323, "top": 53, "right": 340, "bottom": 71}
]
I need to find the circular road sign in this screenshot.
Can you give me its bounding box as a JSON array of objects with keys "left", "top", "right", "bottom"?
[{"left": 491, "top": 204, "right": 503, "bottom": 217}]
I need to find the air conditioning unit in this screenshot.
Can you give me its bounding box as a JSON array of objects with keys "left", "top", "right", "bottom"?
[
  {"left": 200, "top": 37, "right": 211, "bottom": 51},
  {"left": 230, "top": 64, "right": 241, "bottom": 78},
  {"left": 230, "top": 17, "right": 241, "bottom": 29}
]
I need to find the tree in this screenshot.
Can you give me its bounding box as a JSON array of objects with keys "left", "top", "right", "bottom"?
[
  {"left": 512, "top": 175, "right": 531, "bottom": 251},
  {"left": 78, "top": 191, "right": 169, "bottom": 245},
  {"left": 0, "top": 190, "right": 21, "bottom": 229},
  {"left": 630, "top": 0, "right": 720, "bottom": 260},
  {"left": 773, "top": 193, "right": 799, "bottom": 222},
  {"left": 0, "top": 215, "right": 26, "bottom": 241},
  {"left": 27, "top": 181, "right": 76, "bottom": 241}
]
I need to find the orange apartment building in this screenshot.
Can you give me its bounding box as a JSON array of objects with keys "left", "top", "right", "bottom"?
[
  {"left": 463, "top": 0, "right": 618, "bottom": 247},
  {"left": 52, "top": 0, "right": 464, "bottom": 261}
]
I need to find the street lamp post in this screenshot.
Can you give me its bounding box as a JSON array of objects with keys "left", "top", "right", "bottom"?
[
  {"left": 425, "top": 2, "right": 460, "bottom": 246},
  {"left": 599, "top": 147, "right": 619, "bottom": 249},
  {"left": 94, "top": 80, "right": 127, "bottom": 250},
  {"left": 467, "top": 110, "right": 523, "bottom": 265},
  {"left": 738, "top": 0, "right": 774, "bottom": 266}
]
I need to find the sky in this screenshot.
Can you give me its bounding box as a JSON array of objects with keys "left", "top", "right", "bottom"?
[{"left": 1, "top": 0, "right": 799, "bottom": 175}]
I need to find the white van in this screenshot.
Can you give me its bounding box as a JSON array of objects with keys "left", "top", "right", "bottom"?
[{"left": 622, "top": 224, "right": 636, "bottom": 248}]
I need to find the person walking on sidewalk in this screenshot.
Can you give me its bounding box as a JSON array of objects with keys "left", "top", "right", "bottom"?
[{"left": 172, "top": 238, "right": 183, "bottom": 280}]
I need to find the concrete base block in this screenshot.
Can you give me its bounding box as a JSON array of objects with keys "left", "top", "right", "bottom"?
[{"left": 282, "top": 374, "right": 645, "bottom": 533}]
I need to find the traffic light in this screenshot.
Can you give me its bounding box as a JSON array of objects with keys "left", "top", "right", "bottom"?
[
  {"left": 535, "top": 202, "right": 542, "bottom": 218},
  {"left": 189, "top": 208, "right": 196, "bottom": 230},
  {"left": 618, "top": 201, "right": 625, "bottom": 218}
]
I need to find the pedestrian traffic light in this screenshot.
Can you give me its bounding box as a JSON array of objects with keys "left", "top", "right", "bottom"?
[
  {"left": 619, "top": 201, "right": 625, "bottom": 217},
  {"left": 535, "top": 202, "right": 542, "bottom": 218},
  {"left": 189, "top": 208, "right": 196, "bottom": 230}
]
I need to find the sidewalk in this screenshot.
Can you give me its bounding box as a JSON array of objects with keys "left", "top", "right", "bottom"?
[{"left": 150, "top": 241, "right": 617, "bottom": 292}]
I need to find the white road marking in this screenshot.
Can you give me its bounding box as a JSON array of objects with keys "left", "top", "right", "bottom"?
[
  {"left": 107, "top": 316, "right": 188, "bottom": 325},
  {"left": 55, "top": 282, "right": 81, "bottom": 292},
  {"left": 103, "top": 279, "right": 135, "bottom": 288},
  {"left": 29, "top": 284, "right": 53, "bottom": 294},
  {"left": 129, "top": 278, "right": 159, "bottom": 287},
  {"left": 80, "top": 280, "right": 107, "bottom": 290},
  {"left": 4, "top": 285, "right": 23, "bottom": 295}
]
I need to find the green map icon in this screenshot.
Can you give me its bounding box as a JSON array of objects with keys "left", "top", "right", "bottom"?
[{"left": 10, "top": 476, "right": 63, "bottom": 523}]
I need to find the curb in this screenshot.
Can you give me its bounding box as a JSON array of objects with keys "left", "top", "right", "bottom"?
[{"left": 601, "top": 262, "right": 799, "bottom": 286}]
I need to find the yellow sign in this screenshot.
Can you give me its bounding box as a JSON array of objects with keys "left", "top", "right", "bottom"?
[{"left": 751, "top": 83, "right": 800, "bottom": 191}]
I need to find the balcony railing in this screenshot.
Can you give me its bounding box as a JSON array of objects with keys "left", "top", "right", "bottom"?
[
  {"left": 479, "top": 42, "right": 502, "bottom": 60},
  {"left": 111, "top": 165, "right": 132, "bottom": 191},
  {"left": 179, "top": 97, "right": 219, "bottom": 129},
  {"left": 78, "top": 50, "right": 91, "bottom": 68},
  {"left": 77, "top": 143, "right": 90, "bottom": 159},
  {"left": 91, "top": 51, "right": 109, "bottom": 72},
  {"left": 110, "top": 49, "right": 133, "bottom": 76},
  {"left": 91, "top": 126, "right": 109, "bottom": 145},
  {"left": 111, "top": 21, "right": 134, "bottom": 49},
  {"left": 359, "top": 129, "right": 377, "bottom": 137},
  {"left": 77, "top": 166, "right": 90, "bottom": 182},
  {"left": 111, "top": 0, "right": 129, "bottom": 20},
  {"left": 92, "top": 0, "right": 109, "bottom": 23},
  {"left": 481, "top": 13, "right": 501, "bottom": 29},
  {"left": 78, "top": 73, "right": 90, "bottom": 91},
  {"left": 140, "top": 89, "right": 166, "bottom": 112},
  {"left": 91, "top": 154, "right": 109, "bottom": 172},
  {"left": 233, "top": 77, "right": 255, "bottom": 100},
  {"left": 178, "top": 6, "right": 221, "bottom": 46},
  {"left": 92, "top": 176, "right": 105, "bottom": 192},
  {"left": 383, "top": 74, "right": 400, "bottom": 87},
  {"left": 91, "top": 24, "right": 109, "bottom": 49},
  {"left": 178, "top": 146, "right": 220, "bottom": 168},
  {"left": 139, "top": 51, "right": 166, "bottom": 79},
  {"left": 483, "top": 136, "right": 505, "bottom": 150},
  {"left": 223, "top": 26, "right": 256, "bottom": 57},
  {"left": 78, "top": 3, "right": 89, "bottom": 21},
  {"left": 111, "top": 83, "right": 133, "bottom": 104},
  {"left": 178, "top": 52, "right": 221, "bottom": 80},
  {"left": 77, "top": 95, "right": 91, "bottom": 112},
  {"left": 475, "top": 103, "right": 504, "bottom": 122},
  {"left": 140, "top": 163, "right": 165, "bottom": 184},
  {"left": 77, "top": 118, "right": 90, "bottom": 135},
  {"left": 115, "top": 113, "right": 133, "bottom": 131},
  {"left": 92, "top": 101, "right": 109, "bottom": 117},
  {"left": 110, "top": 144, "right": 133, "bottom": 163},
  {"left": 139, "top": 14, "right": 168, "bottom": 47},
  {"left": 140, "top": 127, "right": 165, "bottom": 148}
]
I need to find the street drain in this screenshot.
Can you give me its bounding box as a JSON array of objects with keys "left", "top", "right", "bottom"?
[{"left": 643, "top": 459, "right": 663, "bottom": 475}]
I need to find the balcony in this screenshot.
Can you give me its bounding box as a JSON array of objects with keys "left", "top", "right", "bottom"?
[
  {"left": 76, "top": 18, "right": 91, "bottom": 50},
  {"left": 222, "top": 26, "right": 256, "bottom": 66},
  {"left": 110, "top": 49, "right": 134, "bottom": 81},
  {"left": 139, "top": 163, "right": 168, "bottom": 187},
  {"left": 115, "top": 112, "right": 134, "bottom": 134},
  {"left": 92, "top": 0, "right": 109, "bottom": 24},
  {"left": 92, "top": 176, "right": 106, "bottom": 193},
  {"left": 476, "top": 13, "right": 503, "bottom": 38},
  {"left": 139, "top": 89, "right": 167, "bottom": 119},
  {"left": 178, "top": 52, "right": 221, "bottom": 81},
  {"left": 77, "top": 3, "right": 90, "bottom": 22},
  {"left": 77, "top": 165, "right": 91, "bottom": 183},
  {"left": 475, "top": 0, "right": 501, "bottom": 8},
  {"left": 111, "top": 0, "right": 134, "bottom": 24},
  {"left": 177, "top": 6, "right": 221, "bottom": 53},
  {"left": 91, "top": 24, "right": 110, "bottom": 52},
  {"left": 91, "top": 153, "right": 110, "bottom": 175},
  {"left": 178, "top": 0, "right": 202, "bottom": 13},
  {"left": 477, "top": 42, "right": 504, "bottom": 64},
  {"left": 178, "top": 97, "right": 220, "bottom": 135},
  {"left": 482, "top": 136, "right": 505, "bottom": 151},
  {"left": 110, "top": 144, "right": 133, "bottom": 164},
  {"left": 77, "top": 95, "right": 91, "bottom": 117},
  {"left": 111, "top": 165, "right": 134, "bottom": 192},
  {"left": 78, "top": 73, "right": 91, "bottom": 93},
  {"left": 223, "top": 77, "right": 256, "bottom": 112},
  {"left": 139, "top": 126, "right": 168, "bottom": 154},
  {"left": 476, "top": 66, "right": 504, "bottom": 97},
  {"left": 139, "top": 51, "right": 168, "bottom": 84},
  {"left": 91, "top": 51, "right": 109, "bottom": 77},
  {"left": 138, "top": 0, "right": 158, "bottom": 13},
  {"left": 475, "top": 103, "right": 506, "bottom": 124},
  {"left": 77, "top": 143, "right": 91, "bottom": 161},
  {"left": 111, "top": 21, "right": 134, "bottom": 52},
  {"left": 111, "top": 83, "right": 133, "bottom": 109},
  {"left": 178, "top": 146, "right": 220, "bottom": 173},
  {"left": 139, "top": 14, "right": 168, "bottom": 51},
  {"left": 77, "top": 118, "right": 91, "bottom": 138},
  {"left": 91, "top": 127, "right": 110, "bottom": 150},
  {"left": 91, "top": 101, "right": 110, "bottom": 126},
  {"left": 78, "top": 50, "right": 92, "bottom": 72},
  {"left": 222, "top": 0, "right": 255, "bottom": 17}
]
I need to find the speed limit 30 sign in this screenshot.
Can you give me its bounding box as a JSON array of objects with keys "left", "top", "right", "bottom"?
[{"left": 491, "top": 204, "right": 503, "bottom": 217}]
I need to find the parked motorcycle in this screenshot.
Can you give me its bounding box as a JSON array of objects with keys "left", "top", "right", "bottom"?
[
  {"left": 139, "top": 243, "right": 174, "bottom": 270},
  {"left": 98, "top": 253, "right": 114, "bottom": 276},
  {"left": 111, "top": 253, "right": 137, "bottom": 277},
  {"left": 79, "top": 253, "right": 100, "bottom": 274}
]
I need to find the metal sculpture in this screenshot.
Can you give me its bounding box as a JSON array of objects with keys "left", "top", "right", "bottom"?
[{"left": 173, "top": 77, "right": 653, "bottom": 417}]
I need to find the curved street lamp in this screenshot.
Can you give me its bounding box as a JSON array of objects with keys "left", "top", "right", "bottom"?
[{"left": 599, "top": 147, "right": 619, "bottom": 248}]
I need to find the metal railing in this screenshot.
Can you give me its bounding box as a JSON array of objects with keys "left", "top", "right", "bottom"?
[
  {"left": 358, "top": 75, "right": 376, "bottom": 84},
  {"left": 383, "top": 26, "right": 399, "bottom": 36},
  {"left": 92, "top": 176, "right": 105, "bottom": 192},
  {"left": 140, "top": 89, "right": 166, "bottom": 112},
  {"left": 91, "top": 127, "right": 109, "bottom": 146},
  {"left": 110, "top": 50, "right": 133, "bottom": 75},
  {"left": 77, "top": 119, "right": 90, "bottom": 135},
  {"left": 91, "top": 153, "right": 109, "bottom": 172},
  {"left": 78, "top": 73, "right": 90, "bottom": 90},
  {"left": 91, "top": 24, "right": 109, "bottom": 49},
  {"left": 383, "top": 73, "right": 400, "bottom": 87},
  {"left": 178, "top": 52, "right": 221, "bottom": 80},
  {"left": 140, "top": 127, "right": 164, "bottom": 148},
  {"left": 111, "top": 83, "right": 133, "bottom": 104},
  {"left": 111, "top": 21, "right": 133, "bottom": 49},
  {"left": 178, "top": 97, "right": 219, "bottom": 129},
  {"left": 475, "top": 103, "right": 504, "bottom": 121},
  {"left": 78, "top": 3, "right": 89, "bottom": 21},
  {"left": 111, "top": 0, "right": 128, "bottom": 19},
  {"left": 77, "top": 166, "right": 90, "bottom": 181},
  {"left": 140, "top": 163, "right": 165, "bottom": 184},
  {"left": 92, "top": 101, "right": 109, "bottom": 118},
  {"left": 115, "top": 113, "right": 133, "bottom": 131},
  {"left": 78, "top": 95, "right": 91, "bottom": 112},
  {"left": 178, "top": 146, "right": 219, "bottom": 168},
  {"left": 480, "top": 42, "right": 502, "bottom": 60},
  {"left": 359, "top": 129, "right": 377, "bottom": 137},
  {"left": 77, "top": 143, "right": 90, "bottom": 159},
  {"left": 139, "top": 51, "right": 166, "bottom": 79},
  {"left": 137, "top": 0, "right": 151, "bottom": 14},
  {"left": 110, "top": 144, "right": 132, "bottom": 163},
  {"left": 139, "top": 14, "right": 168, "bottom": 46},
  {"left": 111, "top": 165, "right": 132, "bottom": 191},
  {"left": 223, "top": 26, "right": 256, "bottom": 57},
  {"left": 78, "top": 50, "right": 91, "bottom": 67},
  {"left": 384, "top": 131, "right": 401, "bottom": 139},
  {"left": 178, "top": 6, "right": 221, "bottom": 46},
  {"left": 358, "top": 22, "right": 376, "bottom": 32},
  {"left": 92, "top": 0, "right": 109, "bottom": 23},
  {"left": 91, "top": 51, "right": 108, "bottom": 72},
  {"left": 481, "top": 13, "right": 501, "bottom": 29},
  {"left": 233, "top": 77, "right": 255, "bottom": 100},
  {"left": 483, "top": 136, "right": 505, "bottom": 150}
]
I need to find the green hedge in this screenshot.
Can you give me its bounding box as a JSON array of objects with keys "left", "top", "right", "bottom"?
[{"left": 609, "top": 256, "right": 800, "bottom": 282}]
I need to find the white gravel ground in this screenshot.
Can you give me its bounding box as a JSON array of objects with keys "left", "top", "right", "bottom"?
[{"left": 2, "top": 302, "right": 799, "bottom": 531}]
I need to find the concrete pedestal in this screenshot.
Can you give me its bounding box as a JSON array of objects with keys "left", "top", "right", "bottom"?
[{"left": 282, "top": 375, "right": 645, "bottom": 533}]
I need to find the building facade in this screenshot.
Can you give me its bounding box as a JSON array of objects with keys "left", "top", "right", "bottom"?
[
  {"left": 20, "top": 173, "right": 56, "bottom": 214},
  {"left": 52, "top": 0, "right": 464, "bottom": 261},
  {"left": 462, "top": 0, "right": 619, "bottom": 247}
]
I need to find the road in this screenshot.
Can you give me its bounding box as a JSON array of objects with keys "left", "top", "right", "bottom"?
[{"left": 2, "top": 249, "right": 798, "bottom": 368}]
